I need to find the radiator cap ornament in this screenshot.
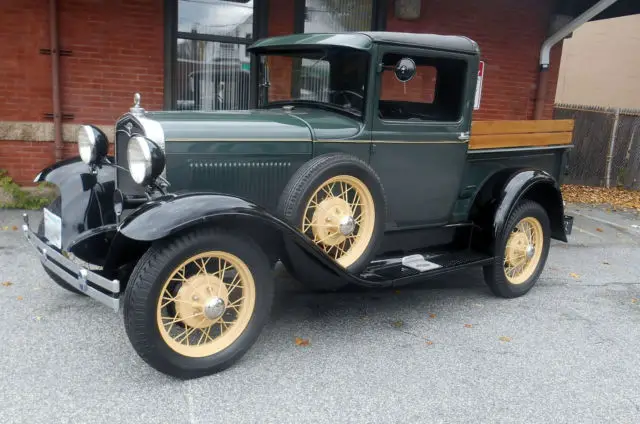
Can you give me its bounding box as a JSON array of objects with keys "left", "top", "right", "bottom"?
[{"left": 130, "top": 92, "right": 145, "bottom": 116}]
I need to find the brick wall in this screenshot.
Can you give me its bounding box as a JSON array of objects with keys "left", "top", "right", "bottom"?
[
  {"left": 0, "top": 0, "right": 163, "bottom": 185},
  {"left": 0, "top": 0, "right": 52, "bottom": 122},
  {"left": 2, "top": 0, "right": 563, "bottom": 185}
]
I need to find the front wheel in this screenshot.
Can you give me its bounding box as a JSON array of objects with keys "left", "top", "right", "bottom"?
[
  {"left": 483, "top": 200, "right": 551, "bottom": 298},
  {"left": 123, "top": 227, "right": 274, "bottom": 379}
]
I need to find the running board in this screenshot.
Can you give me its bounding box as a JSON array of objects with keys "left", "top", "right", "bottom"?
[{"left": 357, "top": 249, "right": 494, "bottom": 287}]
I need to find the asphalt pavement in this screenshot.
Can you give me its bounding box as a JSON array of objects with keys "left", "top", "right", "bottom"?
[{"left": 0, "top": 203, "right": 639, "bottom": 424}]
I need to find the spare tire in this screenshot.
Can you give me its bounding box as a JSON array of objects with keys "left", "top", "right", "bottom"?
[{"left": 277, "top": 153, "right": 386, "bottom": 274}]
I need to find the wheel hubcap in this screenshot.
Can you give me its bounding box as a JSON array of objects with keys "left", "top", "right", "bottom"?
[
  {"left": 525, "top": 244, "right": 535, "bottom": 259},
  {"left": 339, "top": 215, "right": 356, "bottom": 236},
  {"left": 203, "top": 297, "right": 226, "bottom": 320}
]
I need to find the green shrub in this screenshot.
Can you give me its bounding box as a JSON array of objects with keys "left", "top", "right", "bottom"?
[{"left": 0, "top": 169, "right": 54, "bottom": 210}]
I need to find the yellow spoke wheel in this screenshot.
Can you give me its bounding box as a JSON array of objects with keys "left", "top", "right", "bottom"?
[
  {"left": 156, "top": 251, "right": 256, "bottom": 357},
  {"left": 301, "top": 175, "right": 376, "bottom": 268},
  {"left": 503, "top": 216, "right": 544, "bottom": 285}
]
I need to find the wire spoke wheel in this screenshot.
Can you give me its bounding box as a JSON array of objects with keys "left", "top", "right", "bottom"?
[
  {"left": 156, "top": 251, "right": 256, "bottom": 357},
  {"left": 503, "top": 217, "right": 544, "bottom": 285},
  {"left": 301, "top": 175, "right": 375, "bottom": 268}
]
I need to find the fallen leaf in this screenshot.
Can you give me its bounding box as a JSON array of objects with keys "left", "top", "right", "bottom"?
[
  {"left": 561, "top": 184, "right": 640, "bottom": 212},
  {"left": 425, "top": 340, "right": 434, "bottom": 346},
  {"left": 11, "top": 225, "right": 17, "bottom": 231},
  {"left": 2, "top": 226, "right": 7, "bottom": 231},
  {"left": 428, "top": 313, "right": 436, "bottom": 319},
  {"left": 394, "top": 290, "right": 401, "bottom": 294},
  {"left": 1, "top": 281, "right": 12, "bottom": 287},
  {"left": 632, "top": 298, "right": 638, "bottom": 304},
  {"left": 35, "top": 316, "right": 42, "bottom": 321},
  {"left": 294, "top": 337, "right": 310, "bottom": 347},
  {"left": 464, "top": 324, "right": 473, "bottom": 328},
  {"left": 391, "top": 320, "right": 404, "bottom": 328},
  {"left": 569, "top": 272, "right": 580, "bottom": 279},
  {"left": 596, "top": 228, "right": 604, "bottom": 232},
  {"left": 499, "top": 336, "right": 512, "bottom": 342},
  {"left": 16, "top": 296, "right": 23, "bottom": 301}
]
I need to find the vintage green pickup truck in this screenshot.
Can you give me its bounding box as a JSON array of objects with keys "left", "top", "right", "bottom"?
[{"left": 23, "top": 31, "right": 574, "bottom": 379}]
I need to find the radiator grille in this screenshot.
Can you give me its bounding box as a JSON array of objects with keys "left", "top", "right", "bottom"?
[
  {"left": 188, "top": 159, "right": 292, "bottom": 211},
  {"left": 115, "top": 117, "right": 146, "bottom": 197}
]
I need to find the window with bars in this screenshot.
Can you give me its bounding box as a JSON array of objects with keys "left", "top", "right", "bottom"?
[
  {"left": 170, "top": 0, "right": 380, "bottom": 111},
  {"left": 300, "top": 0, "right": 373, "bottom": 104},
  {"left": 174, "top": 0, "right": 254, "bottom": 111}
]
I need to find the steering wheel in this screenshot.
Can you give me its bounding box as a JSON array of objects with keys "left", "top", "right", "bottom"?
[{"left": 331, "top": 89, "right": 364, "bottom": 109}]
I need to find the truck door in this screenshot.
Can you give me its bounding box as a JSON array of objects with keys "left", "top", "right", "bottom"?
[{"left": 369, "top": 46, "right": 476, "bottom": 229}]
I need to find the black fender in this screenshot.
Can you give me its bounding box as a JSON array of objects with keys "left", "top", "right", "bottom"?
[
  {"left": 34, "top": 156, "right": 117, "bottom": 250},
  {"left": 105, "top": 191, "right": 362, "bottom": 288},
  {"left": 471, "top": 168, "right": 567, "bottom": 247},
  {"left": 493, "top": 169, "right": 567, "bottom": 242}
]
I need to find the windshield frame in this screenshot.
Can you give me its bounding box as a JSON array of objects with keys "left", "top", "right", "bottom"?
[{"left": 255, "top": 46, "right": 371, "bottom": 120}]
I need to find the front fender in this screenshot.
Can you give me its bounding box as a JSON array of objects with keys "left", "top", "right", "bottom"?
[
  {"left": 111, "top": 192, "right": 362, "bottom": 286},
  {"left": 493, "top": 169, "right": 567, "bottom": 242},
  {"left": 117, "top": 192, "right": 274, "bottom": 241},
  {"left": 35, "top": 156, "right": 117, "bottom": 249}
]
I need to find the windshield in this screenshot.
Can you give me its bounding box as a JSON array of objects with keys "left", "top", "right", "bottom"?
[{"left": 257, "top": 48, "right": 370, "bottom": 118}]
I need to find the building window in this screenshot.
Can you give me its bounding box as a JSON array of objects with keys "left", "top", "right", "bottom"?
[
  {"left": 168, "top": 0, "right": 385, "bottom": 111},
  {"left": 298, "top": 0, "right": 374, "bottom": 101},
  {"left": 174, "top": 0, "right": 254, "bottom": 111}
]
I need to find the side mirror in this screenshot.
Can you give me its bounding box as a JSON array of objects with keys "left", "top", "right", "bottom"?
[{"left": 394, "top": 58, "right": 416, "bottom": 82}]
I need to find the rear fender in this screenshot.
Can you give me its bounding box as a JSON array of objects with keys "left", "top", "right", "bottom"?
[
  {"left": 470, "top": 169, "right": 567, "bottom": 251},
  {"left": 35, "top": 156, "right": 117, "bottom": 249},
  {"left": 494, "top": 169, "right": 567, "bottom": 242}
]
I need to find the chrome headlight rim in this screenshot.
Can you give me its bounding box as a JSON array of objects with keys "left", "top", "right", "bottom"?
[
  {"left": 127, "top": 135, "right": 166, "bottom": 186},
  {"left": 77, "top": 125, "right": 108, "bottom": 165}
]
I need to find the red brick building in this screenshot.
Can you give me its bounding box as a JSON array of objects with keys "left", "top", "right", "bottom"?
[{"left": 1, "top": 0, "right": 638, "bottom": 185}]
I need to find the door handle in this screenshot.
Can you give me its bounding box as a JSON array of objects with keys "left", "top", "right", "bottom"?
[{"left": 458, "top": 132, "right": 470, "bottom": 141}]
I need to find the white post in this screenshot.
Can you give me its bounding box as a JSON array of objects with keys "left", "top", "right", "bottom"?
[{"left": 605, "top": 108, "right": 620, "bottom": 188}]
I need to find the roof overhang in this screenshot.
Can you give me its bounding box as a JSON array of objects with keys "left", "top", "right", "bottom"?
[{"left": 556, "top": 0, "right": 640, "bottom": 20}]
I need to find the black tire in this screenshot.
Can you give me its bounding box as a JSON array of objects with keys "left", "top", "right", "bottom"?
[
  {"left": 37, "top": 196, "right": 85, "bottom": 296},
  {"left": 277, "top": 153, "right": 386, "bottom": 285},
  {"left": 483, "top": 200, "right": 551, "bottom": 298},
  {"left": 123, "top": 227, "right": 274, "bottom": 379}
]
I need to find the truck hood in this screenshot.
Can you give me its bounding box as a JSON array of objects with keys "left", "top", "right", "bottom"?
[{"left": 144, "top": 107, "right": 362, "bottom": 143}]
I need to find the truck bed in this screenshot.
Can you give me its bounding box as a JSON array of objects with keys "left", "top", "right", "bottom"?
[{"left": 451, "top": 119, "right": 574, "bottom": 223}]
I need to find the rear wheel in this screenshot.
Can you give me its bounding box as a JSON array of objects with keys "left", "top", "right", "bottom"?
[
  {"left": 123, "top": 227, "right": 274, "bottom": 379},
  {"left": 483, "top": 200, "right": 551, "bottom": 298}
]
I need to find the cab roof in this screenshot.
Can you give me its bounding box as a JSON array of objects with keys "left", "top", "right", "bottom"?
[{"left": 248, "top": 31, "right": 480, "bottom": 55}]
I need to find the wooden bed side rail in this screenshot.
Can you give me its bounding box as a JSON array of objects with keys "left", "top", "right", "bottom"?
[{"left": 469, "top": 119, "right": 575, "bottom": 150}]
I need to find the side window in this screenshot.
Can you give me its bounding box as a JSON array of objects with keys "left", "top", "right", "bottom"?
[{"left": 378, "top": 53, "right": 467, "bottom": 122}]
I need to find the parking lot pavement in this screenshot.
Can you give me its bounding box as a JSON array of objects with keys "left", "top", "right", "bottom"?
[{"left": 0, "top": 204, "right": 639, "bottom": 424}]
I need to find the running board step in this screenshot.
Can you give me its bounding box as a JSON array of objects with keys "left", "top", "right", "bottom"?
[{"left": 359, "top": 250, "right": 494, "bottom": 286}]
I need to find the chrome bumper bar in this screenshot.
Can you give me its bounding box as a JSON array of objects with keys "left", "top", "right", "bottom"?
[{"left": 22, "top": 214, "right": 121, "bottom": 312}]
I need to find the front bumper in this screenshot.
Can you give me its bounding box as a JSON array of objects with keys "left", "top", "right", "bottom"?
[{"left": 22, "top": 214, "right": 121, "bottom": 312}]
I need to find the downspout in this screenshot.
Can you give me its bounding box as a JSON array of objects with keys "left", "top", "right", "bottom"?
[
  {"left": 50, "top": 0, "right": 63, "bottom": 162},
  {"left": 533, "top": 0, "right": 620, "bottom": 120}
]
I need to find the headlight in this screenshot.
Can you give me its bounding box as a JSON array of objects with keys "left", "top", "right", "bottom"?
[
  {"left": 77, "top": 125, "right": 108, "bottom": 164},
  {"left": 127, "top": 136, "right": 165, "bottom": 185}
]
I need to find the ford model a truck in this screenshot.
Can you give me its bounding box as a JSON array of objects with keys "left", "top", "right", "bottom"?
[{"left": 23, "top": 32, "right": 574, "bottom": 379}]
